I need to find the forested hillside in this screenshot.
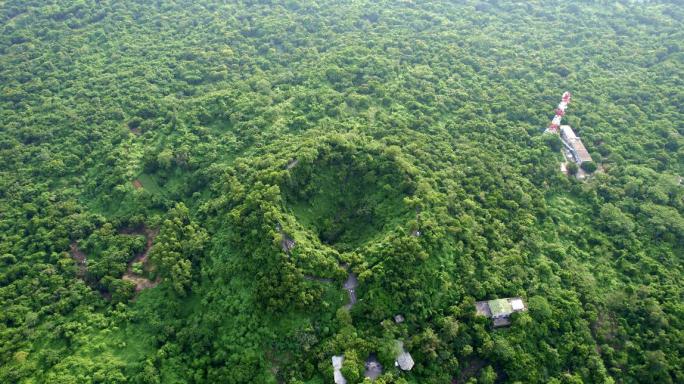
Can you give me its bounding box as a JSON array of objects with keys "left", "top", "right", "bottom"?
[{"left": 1, "top": 1, "right": 682, "bottom": 383}]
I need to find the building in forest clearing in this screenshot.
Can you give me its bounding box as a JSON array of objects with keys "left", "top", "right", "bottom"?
[
  {"left": 560, "top": 125, "right": 592, "bottom": 164},
  {"left": 395, "top": 340, "right": 415, "bottom": 371},
  {"left": 475, "top": 297, "right": 526, "bottom": 327},
  {"left": 364, "top": 354, "right": 383, "bottom": 379}
]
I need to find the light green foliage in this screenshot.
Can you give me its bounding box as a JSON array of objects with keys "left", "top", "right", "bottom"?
[
  {"left": 480, "top": 366, "right": 497, "bottom": 384},
  {"left": 149, "top": 203, "right": 208, "bottom": 296},
  {"left": 487, "top": 299, "right": 512, "bottom": 317},
  {"left": 0, "top": 1, "right": 682, "bottom": 383},
  {"left": 131, "top": 261, "right": 143, "bottom": 275}
]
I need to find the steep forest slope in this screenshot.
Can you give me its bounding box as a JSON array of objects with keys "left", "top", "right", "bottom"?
[{"left": 0, "top": 1, "right": 682, "bottom": 383}]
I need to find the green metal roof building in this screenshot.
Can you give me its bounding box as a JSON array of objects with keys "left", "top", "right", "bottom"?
[{"left": 475, "top": 297, "right": 526, "bottom": 327}]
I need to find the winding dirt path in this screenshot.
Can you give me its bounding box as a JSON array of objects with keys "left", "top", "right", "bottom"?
[
  {"left": 121, "top": 227, "right": 160, "bottom": 292},
  {"left": 69, "top": 227, "right": 160, "bottom": 298},
  {"left": 303, "top": 265, "right": 358, "bottom": 310},
  {"left": 69, "top": 243, "right": 87, "bottom": 277}
]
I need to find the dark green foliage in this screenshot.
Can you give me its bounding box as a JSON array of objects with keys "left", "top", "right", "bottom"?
[
  {"left": 545, "top": 134, "right": 563, "bottom": 152},
  {"left": 581, "top": 161, "right": 598, "bottom": 173},
  {"left": 0, "top": 1, "right": 682, "bottom": 383}
]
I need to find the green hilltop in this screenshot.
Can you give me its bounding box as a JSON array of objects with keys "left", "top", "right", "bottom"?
[{"left": 0, "top": 1, "right": 682, "bottom": 383}]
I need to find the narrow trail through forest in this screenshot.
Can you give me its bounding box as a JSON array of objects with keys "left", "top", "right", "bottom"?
[
  {"left": 69, "top": 243, "right": 87, "bottom": 277},
  {"left": 343, "top": 271, "right": 358, "bottom": 310},
  {"left": 69, "top": 227, "right": 161, "bottom": 295},
  {"left": 303, "top": 265, "right": 358, "bottom": 309},
  {"left": 120, "top": 227, "right": 160, "bottom": 293}
]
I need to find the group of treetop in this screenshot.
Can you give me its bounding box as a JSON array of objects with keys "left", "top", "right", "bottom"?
[{"left": 0, "top": 1, "right": 682, "bottom": 383}]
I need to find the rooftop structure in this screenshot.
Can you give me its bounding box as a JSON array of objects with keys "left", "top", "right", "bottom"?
[
  {"left": 394, "top": 340, "right": 415, "bottom": 371},
  {"left": 364, "top": 354, "right": 383, "bottom": 380},
  {"left": 560, "top": 125, "right": 577, "bottom": 140},
  {"left": 560, "top": 125, "right": 592, "bottom": 164},
  {"left": 332, "top": 355, "right": 346, "bottom": 384},
  {"left": 475, "top": 297, "right": 527, "bottom": 327}
]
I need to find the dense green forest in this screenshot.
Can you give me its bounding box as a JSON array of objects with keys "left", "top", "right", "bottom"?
[{"left": 1, "top": 0, "right": 682, "bottom": 383}]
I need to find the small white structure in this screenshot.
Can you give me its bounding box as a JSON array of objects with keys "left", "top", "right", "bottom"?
[
  {"left": 475, "top": 297, "right": 527, "bottom": 327},
  {"left": 364, "top": 355, "right": 383, "bottom": 379},
  {"left": 560, "top": 125, "right": 592, "bottom": 164},
  {"left": 511, "top": 298, "right": 525, "bottom": 311},
  {"left": 394, "top": 340, "right": 415, "bottom": 371},
  {"left": 332, "top": 355, "right": 346, "bottom": 384}
]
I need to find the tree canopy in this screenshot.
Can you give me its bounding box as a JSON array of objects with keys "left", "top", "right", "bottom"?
[{"left": 0, "top": 1, "right": 682, "bottom": 383}]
